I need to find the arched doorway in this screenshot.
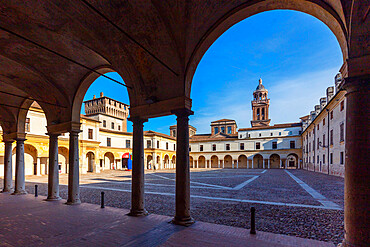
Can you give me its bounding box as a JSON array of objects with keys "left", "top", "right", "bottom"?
[
  {"left": 269, "top": 154, "right": 280, "bottom": 169},
  {"left": 163, "top": 154, "right": 169, "bottom": 169},
  {"left": 147, "top": 155, "right": 153, "bottom": 169},
  {"left": 238, "top": 155, "right": 248, "bottom": 169},
  {"left": 224, "top": 155, "right": 232, "bottom": 168},
  {"left": 198, "top": 156, "right": 206, "bottom": 168},
  {"left": 86, "top": 152, "right": 95, "bottom": 172},
  {"left": 156, "top": 156, "right": 160, "bottom": 170},
  {"left": 287, "top": 153, "right": 299, "bottom": 169},
  {"left": 189, "top": 156, "right": 194, "bottom": 168},
  {"left": 253, "top": 154, "right": 263, "bottom": 169},
  {"left": 104, "top": 152, "right": 115, "bottom": 170},
  {"left": 58, "top": 147, "right": 69, "bottom": 174},
  {"left": 16, "top": 144, "right": 38, "bottom": 176},
  {"left": 211, "top": 155, "right": 219, "bottom": 168},
  {"left": 171, "top": 155, "right": 176, "bottom": 169}
]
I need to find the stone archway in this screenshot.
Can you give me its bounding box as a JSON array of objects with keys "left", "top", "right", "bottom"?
[
  {"left": 287, "top": 153, "right": 299, "bottom": 169},
  {"left": 58, "top": 147, "right": 69, "bottom": 174},
  {"left": 224, "top": 155, "right": 232, "bottom": 168},
  {"left": 86, "top": 152, "right": 95, "bottom": 172},
  {"left": 270, "top": 154, "right": 280, "bottom": 169},
  {"left": 189, "top": 156, "right": 194, "bottom": 168},
  {"left": 163, "top": 154, "right": 170, "bottom": 169},
  {"left": 104, "top": 152, "right": 115, "bottom": 170},
  {"left": 171, "top": 155, "right": 176, "bottom": 168},
  {"left": 147, "top": 155, "right": 153, "bottom": 169},
  {"left": 238, "top": 155, "right": 248, "bottom": 169},
  {"left": 211, "top": 155, "right": 219, "bottom": 168},
  {"left": 253, "top": 154, "right": 263, "bottom": 169},
  {"left": 198, "top": 156, "right": 206, "bottom": 168}
]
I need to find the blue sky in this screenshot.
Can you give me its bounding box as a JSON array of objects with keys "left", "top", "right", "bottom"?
[{"left": 82, "top": 10, "right": 342, "bottom": 134}]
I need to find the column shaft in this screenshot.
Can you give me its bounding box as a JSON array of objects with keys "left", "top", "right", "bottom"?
[
  {"left": 13, "top": 139, "right": 27, "bottom": 195},
  {"left": 172, "top": 109, "right": 194, "bottom": 226},
  {"left": 2, "top": 141, "right": 13, "bottom": 192},
  {"left": 343, "top": 77, "right": 369, "bottom": 246},
  {"left": 47, "top": 134, "right": 61, "bottom": 201},
  {"left": 67, "top": 131, "right": 81, "bottom": 204},
  {"left": 128, "top": 117, "right": 148, "bottom": 216}
]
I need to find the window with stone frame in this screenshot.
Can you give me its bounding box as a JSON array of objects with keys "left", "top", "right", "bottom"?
[
  {"left": 111, "top": 122, "right": 114, "bottom": 129},
  {"left": 240, "top": 143, "right": 244, "bottom": 150},
  {"left": 340, "top": 101, "right": 344, "bottom": 111},
  {"left": 88, "top": 129, "right": 93, "bottom": 139},
  {"left": 174, "top": 144, "right": 176, "bottom": 150},
  {"left": 330, "top": 153, "right": 333, "bottom": 164},
  {"left": 226, "top": 144, "right": 230, "bottom": 151},
  {"left": 323, "top": 154, "right": 325, "bottom": 164},
  {"left": 323, "top": 118, "right": 325, "bottom": 126},
  {"left": 212, "top": 144, "right": 216, "bottom": 151},
  {"left": 147, "top": 140, "right": 151, "bottom": 149},
  {"left": 214, "top": 127, "right": 219, "bottom": 134},
  {"left": 118, "top": 125, "right": 121, "bottom": 131},
  {"left": 25, "top": 118, "right": 30, "bottom": 132},
  {"left": 290, "top": 141, "right": 295, "bottom": 149},
  {"left": 330, "top": 129, "right": 334, "bottom": 145},
  {"left": 256, "top": 142, "right": 260, "bottom": 150},
  {"left": 200, "top": 145, "right": 203, "bottom": 151},
  {"left": 107, "top": 137, "right": 111, "bottom": 147},
  {"left": 340, "top": 152, "right": 344, "bottom": 164},
  {"left": 323, "top": 134, "right": 325, "bottom": 147},
  {"left": 340, "top": 123, "right": 344, "bottom": 142},
  {"left": 221, "top": 127, "right": 225, "bottom": 133},
  {"left": 166, "top": 142, "right": 169, "bottom": 150},
  {"left": 157, "top": 140, "right": 160, "bottom": 148},
  {"left": 103, "top": 120, "right": 106, "bottom": 127},
  {"left": 272, "top": 141, "right": 277, "bottom": 149},
  {"left": 227, "top": 126, "right": 232, "bottom": 134},
  {"left": 317, "top": 138, "right": 319, "bottom": 149},
  {"left": 126, "top": 140, "right": 130, "bottom": 148}
]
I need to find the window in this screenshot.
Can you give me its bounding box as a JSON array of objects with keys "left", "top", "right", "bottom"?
[
  {"left": 147, "top": 140, "right": 151, "bottom": 149},
  {"left": 111, "top": 122, "right": 114, "bottom": 129},
  {"left": 309, "top": 143, "right": 311, "bottom": 152},
  {"left": 174, "top": 144, "right": 176, "bottom": 150},
  {"left": 200, "top": 145, "right": 203, "bottom": 151},
  {"left": 25, "top": 118, "right": 30, "bottom": 132},
  {"left": 221, "top": 127, "right": 225, "bottom": 133},
  {"left": 166, "top": 142, "right": 169, "bottom": 150},
  {"left": 340, "top": 101, "right": 344, "bottom": 111},
  {"left": 317, "top": 138, "right": 319, "bottom": 150},
  {"left": 157, "top": 141, "right": 160, "bottom": 148},
  {"left": 317, "top": 155, "right": 319, "bottom": 164},
  {"left": 330, "top": 153, "right": 333, "bottom": 164},
  {"left": 317, "top": 124, "right": 319, "bottom": 131},
  {"left": 323, "top": 118, "right": 325, "bottom": 126},
  {"left": 240, "top": 135, "right": 242, "bottom": 138},
  {"left": 118, "top": 125, "right": 121, "bottom": 131},
  {"left": 270, "top": 133, "right": 273, "bottom": 136},
  {"left": 107, "top": 137, "right": 111, "bottom": 147},
  {"left": 279, "top": 132, "right": 281, "bottom": 136},
  {"left": 340, "top": 123, "right": 344, "bottom": 141},
  {"left": 272, "top": 141, "right": 277, "bottom": 149},
  {"left": 88, "top": 129, "right": 93, "bottom": 139},
  {"left": 313, "top": 156, "right": 315, "bottom": 163},
  {"left": 330, "top": 111, "right": 333, "bottom": 119},
  {"left": 226, "top": 144, "right": 230, "bottom": 151},
  {"left": 313, "top": 140, "right": 315, "bottom": 150},
  {"left": 330, "top": 129, "right": 334, "bottom": 145},
  {"left": 214, "top": 127, "right": 219, "bottom": 134},
  {"left": 323, "top": 154, "right": 325, "bottom": 164},
  {"left": 259, "top": 133, "right": 261, "bottom": 137},
  {"left": 323, "top": 134, "right": 325, "bottom": 147},
  {"left": 173, "top": 130, "right": 176, "bottom": 137},
  {"left": 189, "top": 146, "right": 191, "bottom": 152},
  {"left": 290, "top": 141, "right": 295, "bottom": 149},
  {"left": 240, "top": 143, "right": 244, "bottom": 150},
  {"left": 103, "top": 120, "right": 106, "bottom": 127},
  {"left": 340, "top": 152, "right": 344, "bottom": 164},
  {"left": 248, "top": 134, "right": 251, "bottom": 138},
  {"left": 126, "top": 140, "right": 130, "bottom": 148},
  {"left": 212, "top": 144, "right": 216, "bottom": 151},
  {"left": 299, "top": 131, "right": 302, "bottom": 135},
  {"left": 227, "top": 126, "right": 232, "bottom": 134},
  {"left": 256, "top": 142, "right": 260, "bottom": 150}
]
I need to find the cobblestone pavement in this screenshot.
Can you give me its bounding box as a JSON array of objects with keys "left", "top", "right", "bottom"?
[{"left": 5, "top": 169, "right": 344, "bottom": 245}]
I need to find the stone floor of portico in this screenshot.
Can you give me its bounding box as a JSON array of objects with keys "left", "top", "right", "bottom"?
[{"left": 0, "top": 193, "right": 334, "bottom": 247}]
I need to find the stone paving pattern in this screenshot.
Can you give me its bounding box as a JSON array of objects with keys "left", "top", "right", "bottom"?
[{"left": 2, "top": 169, "right": 344, "bottom": 245}]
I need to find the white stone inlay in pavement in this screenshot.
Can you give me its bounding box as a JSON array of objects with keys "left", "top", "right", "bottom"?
[{"left": 285, "top": 170, "right": 341, "bottom": 209}]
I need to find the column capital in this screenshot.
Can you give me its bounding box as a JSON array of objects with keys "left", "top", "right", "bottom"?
[
  {"left": 128, "top": 116, "right": 148, "bottom": 124},
  {"left": 342, "top": 75, "right": 370, "bottom": 94},
  {"left": 3, "top": 132, "right": 26, "bottom": 141},
  {"left": 171, "top": 108, "right": 194, "bottom": 117},
  {"left": 46, "top": 132, "right": 61, "bottom": 138}
]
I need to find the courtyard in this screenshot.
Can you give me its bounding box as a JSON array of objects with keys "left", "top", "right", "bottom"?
[{"left": 16, "top": 169, "right": 344, "bottom": 245}]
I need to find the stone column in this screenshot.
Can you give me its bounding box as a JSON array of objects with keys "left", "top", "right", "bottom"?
[
  {"left": 222, "top": 160, "right": 224, "bottom": 169},
  {"left": 237, "top": 160, "right": 239, "bottom": 169},
  {"left": 67, "top": 131, "right": 81, "bottom": 205},
  {"left": 36, "top": 157, "right": 41, "bottom": 176},
  {"left": 172, "top": 108, "right": 194, "bottom": 226},
  {"left": 263, "top": 159, "right": 266, "bottom": 169},
  {"left": 280, "top": 159, "right": 283, "bottom": 168},
  {"left": 47, "top": 133, "right": 61, "bottom": 201},
  {"left": 268, "top": 159, "right": 270, "bottom": 169},
  {"left": 218, "top": 161, "right": 220, "bottom": 168},
  {"left": 2, "top": 140, "right": 13, "bottom": 193},
  {"left": 128, "top": 117, "right": 148, "bottom": 216},
  {"left": 195, "top": 160, "right": 198, "bottom": 169},
  {"left": 252, "top": 159, "right": 254, "bottom": 169},
  {"left": 12, "top": 138, "right": 27, "bottom": 195},
  {"left": 342, "top": 76, "right": 369, "bottom": 246},
  {"left": 232, "top": 160, "right": 234, "bottom": 169}
]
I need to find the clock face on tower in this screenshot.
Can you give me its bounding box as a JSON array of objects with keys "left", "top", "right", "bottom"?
[{"left": 251, "top": 79, "right": 271, "bottom": 127}]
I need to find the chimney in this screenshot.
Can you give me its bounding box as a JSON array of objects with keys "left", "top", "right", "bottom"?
[
  {"left": 93, "top": 95, "right": 96, "bottom": 99},
  {"left": 314, "top": 105, "right": 320, "bottom": 115},
  {"left": 310, "top": 110, "right": 316, "bottom": 120},
  {"left": 334, "top": 73, "right": 342, "bottom": 93},
  {"left": 319, "top": 97, "right": 327, "bottom": 110},
  {"left": 327, "top": 86, "right": 334, "bottom": 102},
  {"left": 100, "top": 92, "right": 104, "bottom": 98}
]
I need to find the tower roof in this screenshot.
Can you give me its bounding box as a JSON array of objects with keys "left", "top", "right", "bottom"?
[{"left": 255, "top": 78, "right": 267, "bottom": 92}]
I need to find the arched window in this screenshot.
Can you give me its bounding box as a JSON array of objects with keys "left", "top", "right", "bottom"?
[
  {"left": 257, "top": 108, "right": 260, "bottom": 120},
  {"left": 262, "top": 108, "right": 265, "bottom": 120}
]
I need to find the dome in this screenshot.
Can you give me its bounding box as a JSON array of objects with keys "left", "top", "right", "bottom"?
[{"left": 254, "top": 78, "right": 267, "bottom": 92}]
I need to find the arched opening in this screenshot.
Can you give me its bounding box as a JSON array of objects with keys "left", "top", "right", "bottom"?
[
  {"left": 12, "top": 144, "right": 38, "bottom": 176},
  {"left": 198, "top": 156, "right": 206, "bottom": 168},
  {"left": 86, "top": 152, "right": 95, "bottom": 172},
  {"left": 269, "top": 154, "right": 280, "bottom": 169},
  {"left": 253, "top": 154, "right": 263, "bottom": 169},
  {"left": 163, "top": 154, "right": 170, "bottom": 169},
  {"left": 171, "top": 155, "right": 176, "bottom": 169},
  {"left": 223, "top": 155, "right": 232, "bottom": 168},
  {"left": 156, "top": 156, "right": 160, "bottom": 170},
  {"left": 211, "top": 155, "right": 219, "bottom": 168},
  {"left": 238, "top": 155, "right": 248, "bottom": 169},
  {"left": 104, "top": 152, "right": 115, "bottom": 170},
  {"left": 287, "top": 153, "right": 299, "bottom": 169},
  {"left": 147, "top": 155, "right": 153, "bottom": 169},
  {"left": 189, "top": 156, "right": 194, "bottom": 168},
  {"left": 58, "top": 147, "right": 69, "bottom": 174}
]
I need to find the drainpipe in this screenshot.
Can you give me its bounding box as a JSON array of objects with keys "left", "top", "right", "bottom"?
[
  {"left": 313, "top": 123, "right": 316, "bottom": 173},
  {"left": 327, "top": 110, "right": 330, "bottom": 175}
]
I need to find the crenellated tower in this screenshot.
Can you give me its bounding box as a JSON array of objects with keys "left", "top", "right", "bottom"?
[{"left": 251, "top": 78, "right": 271, "bottom": 127}]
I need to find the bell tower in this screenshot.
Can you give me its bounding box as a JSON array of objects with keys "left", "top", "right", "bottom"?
[{"left": 251, "top": 78, "right": 271, "bottom": 127}]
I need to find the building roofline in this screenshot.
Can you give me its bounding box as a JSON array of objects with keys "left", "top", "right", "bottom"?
[{"left": 239, "top": 122, "right": 301, "bottom": 131}]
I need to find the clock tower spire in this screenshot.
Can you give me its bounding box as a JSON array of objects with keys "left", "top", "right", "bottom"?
[{"left": 251, "top": 78, "right": 271, "bottom": 127}]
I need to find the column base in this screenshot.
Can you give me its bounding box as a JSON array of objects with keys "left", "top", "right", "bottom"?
[
  {"left": 46, "top": 196, "right": 61, "bottom": 201},
  {"left": 66, "top": 199, "right": 81, "bottom": 205},
  {"left": 11, "top": 190, "right": 27, "bottom": 195},
  {"left": 171, "top": 216, "right": 195, "bottom": 226},
  {"left": 1, "top": 189, "right": 13, "bottom": 193},
  {"left": 127, "top": 209, "right": 148, "bottom": 217}
]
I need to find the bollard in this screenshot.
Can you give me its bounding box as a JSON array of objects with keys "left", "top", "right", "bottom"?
[
  {"left": 35, "top": 185, "right": 38, "bottom": 197},
  {"left": 101, "top": 191, "right": 105, "bottom": 208},
  {"left": 250, "top": 207, "right": 256, "bottom": 234}
]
